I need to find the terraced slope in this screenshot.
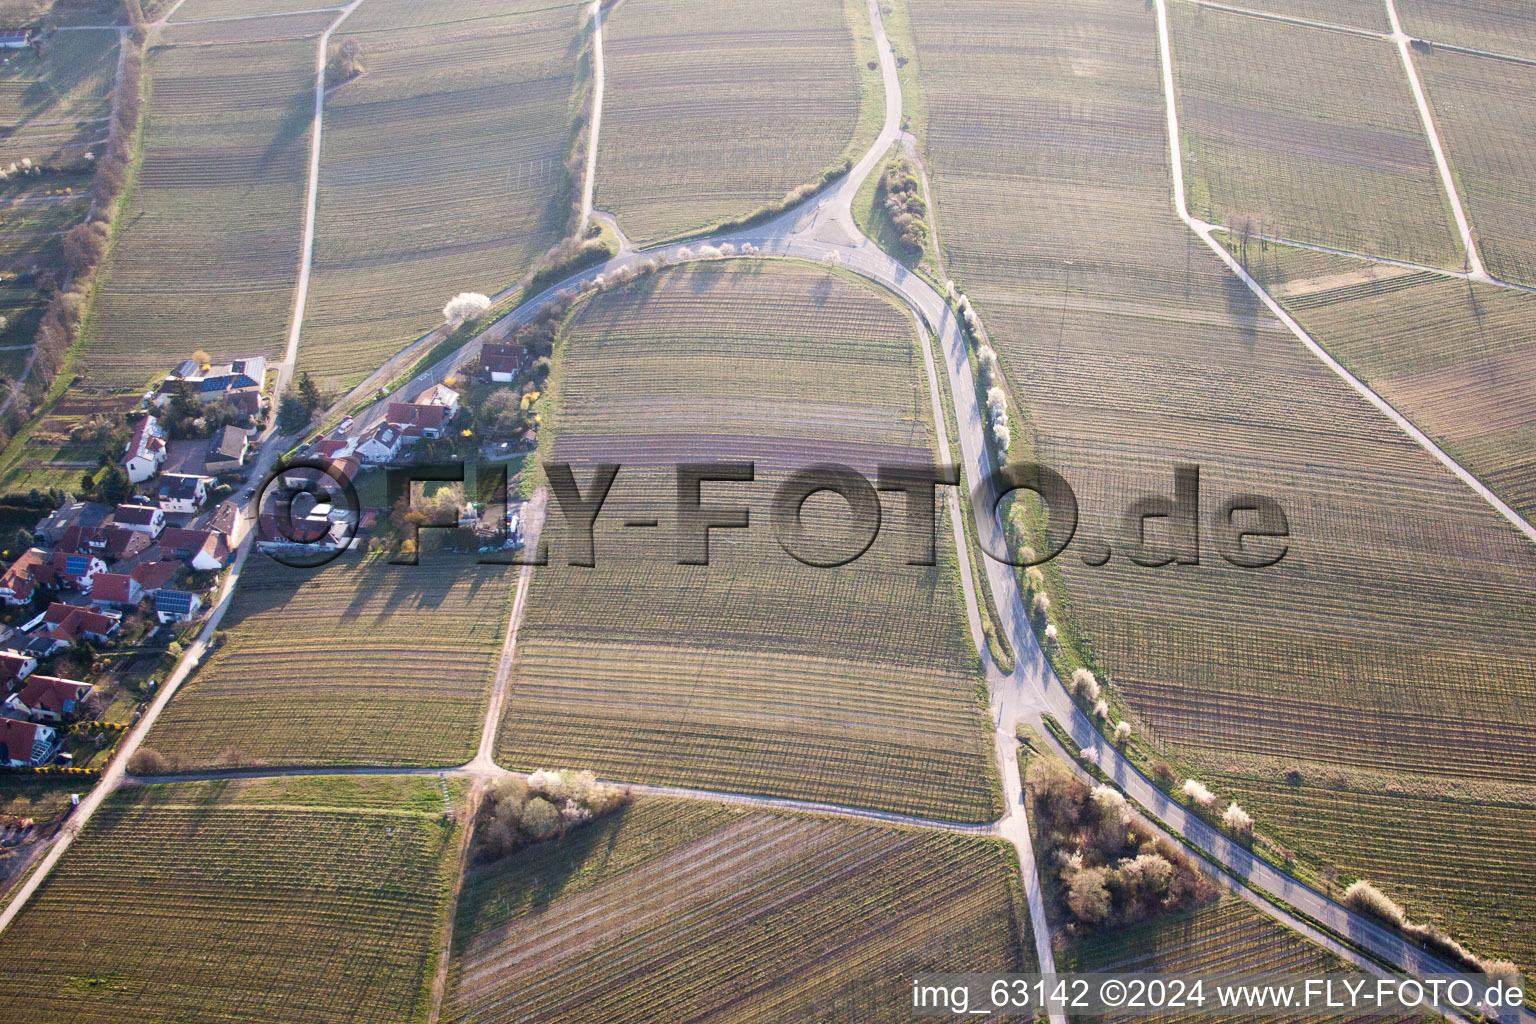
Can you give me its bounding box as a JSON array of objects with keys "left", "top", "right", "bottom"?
[
  {"left": 445, "top": 799, "right": 1031, "bottom": 1024},
  {"left": 297, "top": 0, "right": 583, "bottom": 390},
  {"left": 906, "top": 0, "right": 1536, "bottom": 966},
  {"left": 147, "top": 552, "right": 514, "bottom": 770},
  {"left": 497, "top": 261, "right": 998, "bottom": 822},
  {"left": 593, "top": 0, "right": 863, "bottom": 242},
  {"left": 1171, "top": 3, "right": 1458, "bottom": 265},
  {"left": 0, "top": 776, "right": 462, "bottom": 1024}
]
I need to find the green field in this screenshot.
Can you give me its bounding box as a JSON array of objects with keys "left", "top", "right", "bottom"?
[
  {"left": 80, "top": 21, "right": 319, "bottom": 387},
  {"left": 295, "top": 0, "right": 584, "bottom": 391},
  {"left": 1416, "top": 47, "right": 1536, "bottom": 286},
  {"left": 0, "top": 388, "right": 139, "bottom": 491},
  {"left": 1247, "top": 243, "right": 1536, "bottom": 524},
  {"left": 0, "top": 776, "right": 462, "bottom": 1024},
  {"left": 1171, "top": 4, "right": 1458, "bottom": 265},
  {"left": 145, "top": 551, "right": 515, "bottom": 771},
  {"left": 1060, "top": 896, "right": 1426, "bottom": 1023},
  {"left": 445, "top": 798, "right": 1030, "bottom": 1023},
  {"left": 0, "top": 28, "right": 117, "bottom": 134},
  {"left": 496, "top": 261, "right": 998, "bottom": 821},
  {"left": 1400, "top": 0, "right": 1536, "bottom": 59},
  {"left": 593, "top": 0, "right": 865, "bottom": 243},
  {"left": 906, "top": 0, "right": 1536, "bottom": 966}
]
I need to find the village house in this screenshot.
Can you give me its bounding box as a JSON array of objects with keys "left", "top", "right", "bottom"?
[
  {"left": 40, "top": 603, "right": 120, "bottom": 648},
  {"left": 48, "top": 549, "right": 107, "bottom": 592},
  {"left": 34, "top": 501, "right": 110, "bottom": 545},
  {"left": 157, "top": 356, "right": 266, "bottom": 406},
  {"left": 0, "top": 650, "right": 37, "bottom": 687},
  {"left": 5, "top": 676, "right": 93, "bottom": 724},
  {"left": 122, "top": 414, "right": 168, "bottom": 483},
  {"left": 205, "top": 425, "right": 250, "bottom": 475},
  {"left": 156, "top": 473, "right": 212, "bottom": 514},
  {"left": 0, "top": 718, "right": 56, "bottom": 768},
  {"left": 158, "top": 527, "right": 231, "bottom": 571},
  {"left": 154, "top": 589, "right": 202, "bottom": 624},
  {"left": 111, "top": 502, "right": 165, "bottom": 539},
  {"left": 385, "top": 402, "right": 449, "bottom": 443},
  {"left": 416, "top": 382, "right": 461, "bottom": 414},
  {"left": 0, "top": 548, "right": 52, "bottom": 605},
  {"left": 480, "top": 341, "right": 529, "bottom": 382},
  {"left": 60, "top": 524, "right": 152, "bottom": 565},
  {"left": 87, "top": 572, "right": 143, "bottom": 609},
  {"left": 130, "top": 560, "right": 182, "bottom": 596},
  {"left": 357, "top": 425, "right": 403, "bottom": 464}
]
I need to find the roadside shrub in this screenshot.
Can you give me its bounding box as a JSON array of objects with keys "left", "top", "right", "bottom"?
[
  {"left": 1343, "top": 880, "right": 1407, "bottom": 927},
  {"left": 126, "top": 747, "right": 174, "bottom": 775},
  {"left": 1113, "top": 721, "right": 1132, "bottom": 744},
  {"left": 1033, "top": 592, "right": 1051, "bottom": 616},
  {"left": 471, "top": 768, "right": 630, "bottom": 862},
  {"left": 443, "top": 292, "right": 491, "bottom": 328},
  {"left": 1182, "top": 779, "right": 1218, "bottom": 810},
  {"left": 1222, "top": 801, "right": 1254, "bottom": 837},
  {"left": 1071, "top": 668, "right": 1099, "bottom": 701},
  {"left": 326, "top": 38, "right": 364, "bottom": 86},
  {"left": 1092, "top": 698, "right": 1109, "bottom": 720}
]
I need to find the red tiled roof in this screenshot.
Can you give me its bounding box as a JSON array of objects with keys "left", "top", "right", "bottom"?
[
  {"left": 0, "top": 651, "right": 34, "bottom": 683},
  {"left": 113, "top": 504, "right": 160, "bottom": 527},
  {"left": 15, "top": 676, "right": 92, "bottom": 717},
  {"left": 386, "top": 403, "right": 448, "bottom": 430},
  {"left": 159, "top": 528, "right": 229, "bottom": 564},
  {"left": 481, "top": 342, "right": 528, "bottom": 374},
  {"left": 60, "top": 524, "right": 151, "bottom": 562},
  {"left": 89, "top": 572, "right": 140, "bottom": 604},
  {"left": 42, "top": 603, "right": 119, "bottom": 642},
  {"left": 0, "top": 718, "right": 47, "bottom": 763},
  {"left": 130, "top": 560, "right": 181, "bottom": 592},
  {"left": 1, "top": 547, "right": 50, "bottom": 599}
]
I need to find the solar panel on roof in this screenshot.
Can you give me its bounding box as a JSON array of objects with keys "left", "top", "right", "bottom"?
[
  {"left": 64, "top": 555, "right": 91, "bottom": 575},
  {"left": 156, "top": 591, "right": 194, "bottom": 614}
]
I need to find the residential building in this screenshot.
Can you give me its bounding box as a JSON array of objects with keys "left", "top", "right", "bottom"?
[
  {"left": 34, "top": 501, "right": 110, "bottom": 545},
  {"left": 49, "top": 550, "right": 107, "bottom": 592},
  {"left": 88, "top": 572, "right": 143, "bottom": 608},
  {"left": 6, "top": 676, "right": 93, "bottom": 723},
  {"left": 41, "top": 603, "right": 120, "bottom": 646},
  {"left": 158, "top": 527, "right": 231, "bottom": 571},
  {"left": 130, "top": 560, "right": 182, "bottom": 596},
  {"left": 205, "top": 425, "right": 250, "bottom": 475},
  {"left": 154, "top": 589, "right": 202, "bottom": 623},
  {"left": 0, "top": 548, "right": 52, "bottom": 605},
  {"left": 60, "top": 524, "right": 152, "bottom": 564},
  {"left": 386, "top": 402, "right": 449, "bottom": 442},
  {"left": 0, "top": 650, "right": 37, "bottom": 686},
  {"left": 0, "top": 718, "right": 56, "bottom": 767},
  {"left": 156, "top": 473, "right": 212, "bottom": 514},
  {"left": 356, "top": 426, "right": 403, "bottom": 463},
  {"left": 480, "top": 341, "right": 529, "bottom": 382},
  {"left": 111, "top": 503, "right": 165, "bottom": 538},
  {"left": 416, "top": 382, "right": 462, "bottom": 414},
  {"left": 122, "top": 415, "right": 168, "bottom": 483}
]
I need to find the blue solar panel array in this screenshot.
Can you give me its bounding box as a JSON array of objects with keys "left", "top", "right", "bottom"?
[
  {"left": 155, "top": 590, "right": 195, "bottom": 615},
  {"left": 64, "top": 555, "right": 91, "bottom": 576}
]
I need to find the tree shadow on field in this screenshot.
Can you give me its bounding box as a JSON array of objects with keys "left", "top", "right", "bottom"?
[{"left": 1222, "top": 271, "right": 1262, "bottom": 355}]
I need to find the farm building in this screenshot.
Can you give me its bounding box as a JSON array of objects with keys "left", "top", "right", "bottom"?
[{"left": 157, "top": 356, "right": 267, "bottom": 406}]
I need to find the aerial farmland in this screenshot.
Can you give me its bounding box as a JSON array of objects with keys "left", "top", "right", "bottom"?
[{"left": 0, "top": 0, "right": 1528, "bottom": 1019}]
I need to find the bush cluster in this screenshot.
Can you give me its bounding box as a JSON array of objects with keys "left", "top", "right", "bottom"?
[
  {"left": 1343, "top": 880, "right": 1516, "bottom": 975},
  {"left": 1028, "top": 757, "right": 1216, "bottom": 934},
  {"left": 471, "top": 769, "right": 630, "bottom": 863},
  {"left": 877, "top": 154, "right": 928, "bottom": 256},
  {"left": 527, "top": 237, "right": 615, "bottom": 296}
]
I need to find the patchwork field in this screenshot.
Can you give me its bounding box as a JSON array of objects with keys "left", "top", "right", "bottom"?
[
  {"left": 1060, "top": 896, "right": 1426, "bottom": 1023},
  {"left": 1204, "top": 766, "right": 1536, "bottom": 973},
  {"left": 497, "top": 261, "right": 998, "bottom": 821},
  {"left": 1415, "top": 47, "right": 1536, "bottom": 286},
  {"left": 593, "top": 0, "right": 863, "bottom": 243},
  {"left": 1399, "top": 0, "right": 1536, "bottom": 59},
  {"left": 146, "top": 551, "right": 515, "bottom": 771},
  {"left": 80, "top": 21, "right": 320, "bottom": 387},
  {"left": 908, "top": 0, "right": 1536, "bottom": 963},
  {"left": 0, "top": 776, "right": 462, "bottom": 1024},
  {"left": 296, "top": 0, "right": 583, "bottom": 391},
  {"left": 1250, "top": 243, "right": 1536, "bottom": 524},
  {"left": 445, "top": 799, "right": 1030, "bottom": 1024},
  {"left": 1170, "top": 4, "right": 1457, "bottom": 265}
]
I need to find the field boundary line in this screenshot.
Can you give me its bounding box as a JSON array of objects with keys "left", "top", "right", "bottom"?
[
  {"left": 471, "top": 489, "right": 548, "bottom": 771},
  {"left": 166, "top": 6, "right": 346, "bottom": 27},
  {"left": 1155, "top": 0, "right": 1536, "bottom": 545},
  {"left": 578, "top": 0, "right": 604, "bottom": 234},
  {"left": 1381, "top": 0, "right": 1486, "bottom": 280},
  {"left": 1180, "top": 0, "right": 1388, "bottom": 40},
  {"left": 278, "top": 0, "right": 363, "bottom": 401}
]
